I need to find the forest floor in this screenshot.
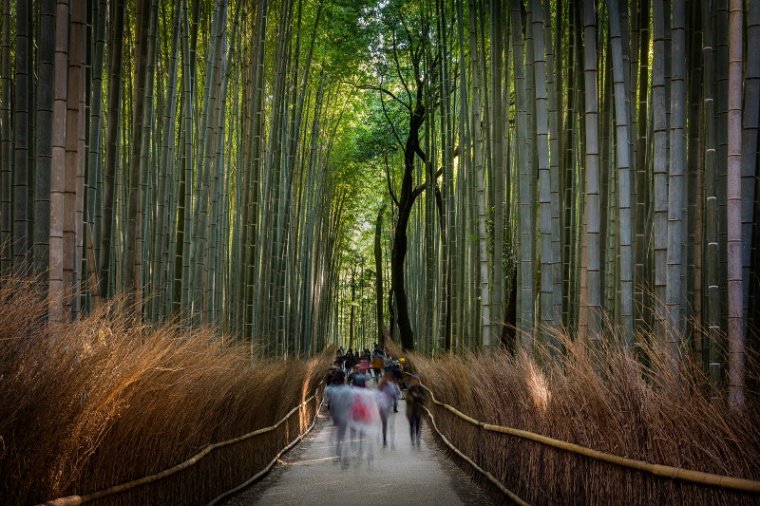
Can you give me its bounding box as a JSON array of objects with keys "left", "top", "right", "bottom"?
[{"left": 222, "top": 386, "right": 496, "bottom": 506}]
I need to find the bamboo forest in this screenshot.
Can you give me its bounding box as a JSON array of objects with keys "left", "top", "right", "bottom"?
[{"left": 2, "top": 0, "right": 760, "bottom": 504}]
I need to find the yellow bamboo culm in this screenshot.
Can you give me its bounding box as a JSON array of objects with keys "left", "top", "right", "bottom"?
[
  {"left": 40, "top": 387, "right": 323, "bottom": 506},
  {"left": 419, "top": 382, "right": 760, "bottom": 495}
]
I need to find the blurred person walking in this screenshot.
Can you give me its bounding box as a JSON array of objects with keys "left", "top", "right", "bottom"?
[
  {"left": 348, "top": 364, "right": 367, "bottom": 388},
  {"left": 376, "top": 372, "right": 401, "bottom": 448},
  {"left": 372, "top": 349, "right": 384, "bottom": 381},
  {"left": 327, "top": 383, "right": 352, "bottom": 467},
  {"left": 348, "top": 383, "right": 378, "bottom": 467},
  {"left": 405, "top": 376, "right": 426, "bottom": 448}
]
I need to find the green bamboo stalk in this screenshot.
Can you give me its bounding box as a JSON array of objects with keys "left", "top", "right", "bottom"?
[
  {"left": 666, "top": 0, "right": 687, "bottom": 356},
  {"left": 652, "top": 0, "right": 669, "bottom": 335},
  {"left": 13, "top": 0, "right": 33, "bottom": 264},
  {"left": 0, "top": 0, "right": 11, "bottom": 272},
  {"left": 726, "top": 0, "right": 745, "bottom": 410},
  {"left": 609, "top": 0, "right": 634, "bottom": 345},
  {"left": 49, "top": 0, "right": 70, "bottom": 323},
  {"left": 580, "top": 0, "right": 601, "bottom": 342},
  {"left": 511, "top": 0, "right": 535, "bottom": 350},
  {"left": 34, "top": 0, "right": 56, "bottom": 277}
]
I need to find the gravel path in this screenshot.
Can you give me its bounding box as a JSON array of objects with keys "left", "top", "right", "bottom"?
[{"left": 223, "top": 392, "right": 495, "bottom": 506}]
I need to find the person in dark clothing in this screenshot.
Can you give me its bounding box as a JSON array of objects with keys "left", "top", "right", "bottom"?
[
  {"left": 348, "top": 365, "right": 366, "bottom": 388},
  {"left": 325, "top": 366, "right": 346, "bottom": 410},
  {"left": 331, "top": 366, "right": 345, "bottom": 385},
  {"left": 390, "top": 359, "right": 404, "bottom": 398},
  {"left": 344, "top": 350, "right": 356, "bottom": 371},
  {"left": 335, "top": 349, "right": 345, "bottom": 371},
  {"left": 405, "top": 376, "right": 426, "bottom": 448}
]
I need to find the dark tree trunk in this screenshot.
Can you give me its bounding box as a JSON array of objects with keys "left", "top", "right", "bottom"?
[
  {"left": 392, "top": 206, "right": 413, "bottom": 350},
  {"left": 375, "top": 204, "right": 386, "bottom": 346},
  {"left": 391, "top": 97, "right": 426, "bottom": 351},
  {"left": 388, "top": 288, "right": 396, "bottom": 341},
  {"left": 349, "top": 262, "right": 357, "bottom": 351}
]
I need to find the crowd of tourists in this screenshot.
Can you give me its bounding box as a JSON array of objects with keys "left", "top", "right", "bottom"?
[{"left": 324, "top": 344, "right": 427, "bottom": 468}]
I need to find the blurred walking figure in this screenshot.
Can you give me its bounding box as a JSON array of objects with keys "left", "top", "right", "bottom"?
[
  {"left": 348, "top": 364, "right": 367, "bottom": 387},
  {"left": 372, "top": 350, "right": 384, "bottom": 381},
  {"left": 358, "top": 355, "right": 371, "bottom": 378},
  {"left": 324, "top": 365, "right": 345, "bottom": 410},
  {"left": 389, "top": 358, "right": 402, "bottom": 411},
  {"left": 405, "top": 376, "right": 426, "bottom": 448},
  {"left": 326, "top": 384, "right": 352, "bottom": 467},
  {"left": 376, "top": 372, "right": 401, "bottom": 448},
  {"left": 344, "top": 349, "right": 356, "bottom": 371},
  {"left": 348, "top": 385, "right": 378, "bottom": 467}
]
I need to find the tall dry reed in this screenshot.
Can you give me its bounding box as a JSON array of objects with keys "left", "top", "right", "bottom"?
[
  {"left": 412, "top": 331, "right": 760, "bottom": 505},
  {"left": 0, "top": 275, "right": 330, "bottom": 505}
]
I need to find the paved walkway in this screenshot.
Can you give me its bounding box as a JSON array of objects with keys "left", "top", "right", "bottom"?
[{"left": 223, "top": 389, "right": 495, "bottom": 506}]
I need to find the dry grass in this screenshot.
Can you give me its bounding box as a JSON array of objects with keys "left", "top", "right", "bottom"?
[
  {"left": 412, "top": 330, "right": 760, "bottom": 505},
  {"left": 0, "top": 275, "right": 330, "bottom": 506}
]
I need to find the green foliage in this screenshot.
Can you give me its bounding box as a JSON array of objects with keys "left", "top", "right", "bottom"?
[
  {"left": 317, "top": 0, "right": 376, "bottom": 79},
  {"left": 353, "top": 93, "right": 404, "bottom": 159}
]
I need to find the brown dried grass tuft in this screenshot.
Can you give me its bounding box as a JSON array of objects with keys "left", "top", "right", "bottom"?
[
  {"left": 0, "top": 275, "right": 330, "bottom": 505},
  {"left": 412, "top": 329, "right": 760, "bottom": 505}
]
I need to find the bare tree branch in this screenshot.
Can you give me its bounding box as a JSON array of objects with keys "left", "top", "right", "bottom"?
[
  {"left": 358, "top": 82, "right": 411, "bottom": 112},
  {"left": 434, "top": 183, "right": 445, "bottom": 234},
  {"left": 378, "top": 84, "right": 406, "bottom": 151},
  {"left": 391, "top": 30, "right": 413, "bottom": 106},
  {"left": 415, "top": 144, "right": 428, "bottom": 164},
  {"left": 384, "top": 153, "right": 400, "bottom": 207},
  {"left": 412, "top": 165, "right": 444, "bottom": 200},
  {"left": 399, "top": 15, "right": 417, "bottom": 63}
]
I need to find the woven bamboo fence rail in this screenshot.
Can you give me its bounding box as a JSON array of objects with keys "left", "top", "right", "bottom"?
[
  {"left": 415, "top": 378, "right": 760, "bottom": 496},
  {"left": 40, "top": 385, "right": 324, "bottom": 506}
]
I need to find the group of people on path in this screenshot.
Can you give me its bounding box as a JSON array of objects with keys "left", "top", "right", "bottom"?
[
  {"left": 325, "top": 344, "right": 427, "bottom": 468},
  {"left": 334, "top": 344, "right": 402, "bottom": 382}
]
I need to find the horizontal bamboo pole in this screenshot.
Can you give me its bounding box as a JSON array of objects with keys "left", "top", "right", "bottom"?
[
  {"left": 206, "top": 394, "right": 324, "bottom": 505},
  {"left": 421, "top": 404, "right": 530, "bottom": 505},
  {"left": 41, "top": 388, "right": 322, "bottom": 506},
  {"left": 417, "top": 380, "right": 760, "bottom": 494}
]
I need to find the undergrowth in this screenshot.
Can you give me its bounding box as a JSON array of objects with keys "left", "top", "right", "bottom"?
[
  {"left": 412, "top": 331, "right": 760, "bottom": 505},
  {"left": 0, "top": 275, "right": 330, "bottom": 505}
]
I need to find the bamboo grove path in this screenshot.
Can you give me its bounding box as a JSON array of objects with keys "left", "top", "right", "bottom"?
[{"left": 222, "top": 392, "right": 495, "bottom": 506}]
